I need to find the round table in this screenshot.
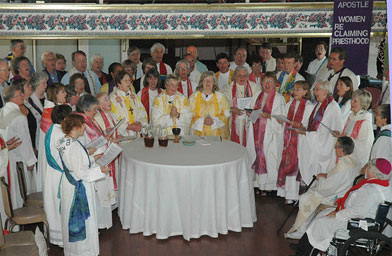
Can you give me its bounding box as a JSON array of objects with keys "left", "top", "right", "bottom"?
[{"left": 118, "top": 138, "right": 257, "bottom": 240}]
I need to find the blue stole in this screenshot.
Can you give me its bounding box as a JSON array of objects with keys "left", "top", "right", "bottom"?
[
  {"left": 373, "top": 129, "right": 391, "bottom": 145},
  {"left": 59, "top": 139, "right": 91, "bottom": 243}
]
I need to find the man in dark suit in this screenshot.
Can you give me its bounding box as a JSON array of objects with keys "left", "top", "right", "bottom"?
[{"left": 41, "top": 51, "right": 66, "bottom": 86}]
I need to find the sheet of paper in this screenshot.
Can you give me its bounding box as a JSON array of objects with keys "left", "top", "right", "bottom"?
[
  {"left": 249, "top": 109, "right": 262, "bottom": 124},
  {"left": 85, "top": 135, "right": 108, "bottom": 149},
  {"left": 106, "top": 118, "right": 125, "bottom": 136},
  {"left": 96, "top": 143, "right": 123, "bottom": 167},
  {"left": 319, "top": 122, "right": 338, "bottom": 136},
  {"left": 271, "top": 114, "right": 290, "bottom": 123},
  {"left": 237, "top": 97, "right": 253, "bottom": 110}
]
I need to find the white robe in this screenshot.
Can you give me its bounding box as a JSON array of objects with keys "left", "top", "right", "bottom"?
[
  {"left": 336, "top": 98, "right": 351, "bottom": 125},
  {"left": 246, "top": 91, "right": 286, "bottom": 191},
  {"left": 306, "top": 57, "right": 328, "bottom": 86},
  {"left": 151, "top": 91, "right": 192, "bottom": 136},
  {"left": 0, "top": 102, "right": 37, "bottom": 209},
  {"left": 306, "top": 182, "right": 392, "bottom": 252},
  {"left": 370, "top": 124, "right": 392, "bottom": 162},
  {"left": 58, "top": 137, "right": 105, "bottom": 256},
  {"left": 24, "top": 98, "right": 42, "bottom": 149},
  {"left": 277, "top": 99, "right": 314, "bottom": 200},
  {"left": 0, "top": 134, "right": 9, "bottom": 227},
  {"left": 343, "top": 111, "right": 374, "bottom": 168},
  {"left": 42, "top": 124, "right": 65, "bottom": 246},
  {"left": 137, "top": 88, "right": 160, "bottom": 118},
  {"left": 320, "top": 68, "right": 360, "bottom": 92},
  {"left": 222, "top": 81, "right": 261, "bottom": 145},
  {"left": 229, "top": 61, "right": 252, "bottom": 74},
  {"left": 298, "top": 100, "right": 343, "bottom": 185},
  {"left": 287, "top": 154, "right": 359, "bottom": 234}
]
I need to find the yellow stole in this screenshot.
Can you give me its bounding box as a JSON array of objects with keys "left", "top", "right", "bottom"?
[{"left": 111, "top": 94, "right": 135, "bottom": 123}]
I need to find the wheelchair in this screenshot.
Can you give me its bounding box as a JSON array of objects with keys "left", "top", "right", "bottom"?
[{"left": 329, "top": 201, "right": 392, "bottom": 256}]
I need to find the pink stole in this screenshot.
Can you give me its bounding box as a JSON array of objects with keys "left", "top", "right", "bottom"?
[
  {"left": 252, "top": 90, "right": 276, "bottom": 174},
  {"left": 98, "top": 110, "right": 118, "bottom": 190},
  {"left": 343, "top": 116, "right": 365, "bottom": 140},
  {"left": 277, "top": 99, "right": 306, "bottom": 187},
  {"left": 231, "top": 81, "right": 253, "bottom": 146}
]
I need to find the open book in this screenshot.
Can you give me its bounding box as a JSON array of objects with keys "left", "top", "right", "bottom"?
[
  {"left": 96, "top": 143, "right": 123, "bottom": 167},
  {"left": 85, "top": 135, "right": 108, "bottom": 149}
]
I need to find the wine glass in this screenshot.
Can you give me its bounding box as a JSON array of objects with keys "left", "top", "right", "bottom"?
[{"left": 172, "top": 127, "right": 181, "bottom": 143}]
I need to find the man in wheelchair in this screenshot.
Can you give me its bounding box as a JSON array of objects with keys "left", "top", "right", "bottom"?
[{"left": 292, "top": 158, "right": 392, "bottom": 256}]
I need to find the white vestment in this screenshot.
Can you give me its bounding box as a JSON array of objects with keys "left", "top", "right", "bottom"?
[
  {"left": 343, "top": 111, "right": 374, "bottom": 168},
  {"left": 229, "top": 62, "right": 252, "bottom": 74},
  {"left": 287, "top": 155, "right": 359, "bottom": 234},
  {"left": 156, "top": 63, "right": 173, "bottom": 75},
  {"left": 336, "top": 98, "right": 351, "bottom": 125},
  {"left": 306, "top": 57, "right": 328, "bottom": 86},
  {"left": 370, "top": 124, "right": 392, "bottom": 162},
  {"left": 320, "top": 68, "right": 360, "bottom": 93},
  {"left": 298, "top": 100, "right": 343, "bottom": 185},
  {"left": 277, "top": 99, "right": 314, "bottom": 200},
  {"left": 137, "top": 88, "right": 160, "bottom": 118},
  {"left": 189, "top": 69, "right": 201, "bottom": 85},
  {"left": 246, "top": 91, "right": 286, "bottom": 191},
  {"left": 0, "top": 133, "right": 9, "bottom": 227},
  {"left": 222, "top": 81, "right": 261, "bottom": 145},
  {"left": 42, "top": 124, "right": 65, "bottom": 246},
  {"left": 0, "top": 102, "right": 37, "bottom": 208},
  {"left": 151, "top": 91, "right": 192, "bottom": 136},
  {"left": 307, "top": 182, "right": 392, "bottom": 252},
  {"left": 58, "top": 137, "right": 105, "bottom": 256},
  {"left": 24, "top": 97, "right": 42, "bottom": 149},
  {"left": 265, "top": 57, "right": 276, "bottom": 72}
]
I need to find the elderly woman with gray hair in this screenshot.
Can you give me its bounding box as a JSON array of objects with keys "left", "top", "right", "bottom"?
[
  {"left": 90, "top": 53, "right": 111, "bottom": 86},
  {"left": 29, "top": 71, "right": 49, "bottom": 114},
  {"left": 189, "top": 71, "right": 230, "bottom": 139},
  {"left": 333, "top": 89, "right": 374, "bottom": 168},
  {"left": 76, "top": 94, "right": 115, "bottom": 230},
  {"left": 297, "top": 81, "right": 343, "bottom": 186}
]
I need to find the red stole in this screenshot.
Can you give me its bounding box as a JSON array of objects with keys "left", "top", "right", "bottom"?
[
  {"left": 248, "top": 72, "right": 263, "bottom": 86},
  {"left": 277, "top": 99, "right": 307, "bottom": 187},
  {"left": 40, "top": 107, "right": 54, "bottom": 133},
  {"left": 343, "top": 117, "right": 365, "bottom": 140},
  {"left": 252, "top": 90, "right": 276, "bottom": 174},
  {"left": 308, "top": 95, "right": 334, "bottom": 131},
  {"left": 0, "top": 137, "right": 10, "bottom": 192},
  {"left": 177, "top": 79, "right": 193, "bottom": 98},
  {"left": 98, "top": 110, "right": 118, "bottom": 190},
  {"left": 159, "top": 61, "right": 167, "bottom": 75},
  {"left": 141, "top": 87, "right": 162, "bottom": 122},
  {"left": 231, "top": 81, "right": 253, "bottom": 145},
  {"left": 335, "top": 178, "right": 389, "bottom": 211}
]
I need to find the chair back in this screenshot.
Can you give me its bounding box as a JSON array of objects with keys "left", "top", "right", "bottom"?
[
  {"left": 16, "top": 162, "right": 27, "bottom": 202},
  {"left": 0, "top": 216, "right": 5, "bottom": 248},
  {"left": 0, "top": 177, "right": 14, "bottom": 218}
]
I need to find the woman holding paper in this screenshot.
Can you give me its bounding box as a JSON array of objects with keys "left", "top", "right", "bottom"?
[
  {"left": 333, "top": 89, "right": 374, "bottom": 168},
  {"left": 247, "top": 72, "right": 286, "bottom": 193},
  {"left": 109, "top": 71, "right": 147, "bottom": 137},
  {"left": 276, "top": 81, "right": 314, "bottom": 204},
  {"left": 76, "top": 94, "right": 115, "bottom": 230},
  {"left": 189, "top": 71, "right": 230, "bottom": 139},
  {"left": 58, "top": 113, "right": 107, "bottom": 256},
  {"left": 298, "top": 81, "right": 343, "bottom": 186}
]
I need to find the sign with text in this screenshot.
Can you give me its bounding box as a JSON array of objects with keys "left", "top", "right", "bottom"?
[{"left": 332, "top": 0, "right": 374, "bottom": 75}]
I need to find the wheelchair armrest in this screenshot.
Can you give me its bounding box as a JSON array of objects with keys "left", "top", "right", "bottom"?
[
  {"left": 347, "top": 218, "right": 379, "bottom": 232},
  {"left": 384, "top": 201, "right": 392, "bottom": 206}
]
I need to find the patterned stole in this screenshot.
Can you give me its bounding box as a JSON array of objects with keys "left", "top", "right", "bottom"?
[
  {"left": 308, "top": 95, "right": 334, "bottom": 131},
  {"left": 277, "top": 99, "right": 306, "bottom": 187},
  {"left": 252, "top": 90, "right": 276, "bottom": 174},
  {"left": 40, "top": 107, "right": 54, "bottom": 133},
  {"left": 277, "top": 71, "right": 297, "bottom": 103},
  {"left": 231, "top": 81, "right": 253, "bottom": 145},
  {"left": 335, "top": 178, "right": 389, "bottom": 211}
]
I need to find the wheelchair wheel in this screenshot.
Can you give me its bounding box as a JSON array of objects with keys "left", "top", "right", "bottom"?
[{"left": 339, "top": 231, "right": 392, "bottom": 255}]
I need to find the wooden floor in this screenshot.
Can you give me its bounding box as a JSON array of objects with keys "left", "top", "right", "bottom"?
[{"left": 49, "top": 194, "right": 298, "bottom": 256}]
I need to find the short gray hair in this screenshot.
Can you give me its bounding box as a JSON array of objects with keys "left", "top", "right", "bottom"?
[
  {"left": 90, "top": 53, "right": 103, "bottom": 65},
  {"left": 76, "top": 94, "right": 98, "bottom": 113},
  {"left": 30, "top": 71, "right": 49, "bottom": 91},
  {"left": 196, "top": 71, "right": 218, "bottom": 93},
  {"left": 367, "top": 159, "right": 391, "bottom": 180},
  {"left": 352, "top": 89, "right": 372, "bottom": 110},
  {"left": 41, "top": 51, "right": 54, "bottom": 68},
  {"left": 315, "top": 81, "right": 332, "bottom": 95},
  {"left": 150, "top": 43, "right": 165, "bottom": 53},
  {"left": 175, "top": 60, "right": 190, "bottom": 75},
  {"left": 3, "top": 84, "right": 22, "bottom": 103},
  {"left": 234, "top": 65, "right": 249, "bottom": 77}
]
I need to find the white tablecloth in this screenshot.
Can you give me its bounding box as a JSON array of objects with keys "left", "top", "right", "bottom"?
[{"left": 118, "top": 138, "right": 257, "bottom": 240}]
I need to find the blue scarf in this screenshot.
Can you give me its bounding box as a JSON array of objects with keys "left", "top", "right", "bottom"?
[
  {"left": 45, "top": 124, "right": 64, "bottom": 211},
  {"left": 59, "top": 139, "right": 91, "bottom": 243}
]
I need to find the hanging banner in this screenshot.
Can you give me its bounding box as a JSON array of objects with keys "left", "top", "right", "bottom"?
[{"left": 332, "top": 0, "right": 374, "bottom": 75}]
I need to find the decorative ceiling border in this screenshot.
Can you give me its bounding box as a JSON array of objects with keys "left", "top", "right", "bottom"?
[{"left": 0, "top": 2, "right": 386, "bottom": 39}]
